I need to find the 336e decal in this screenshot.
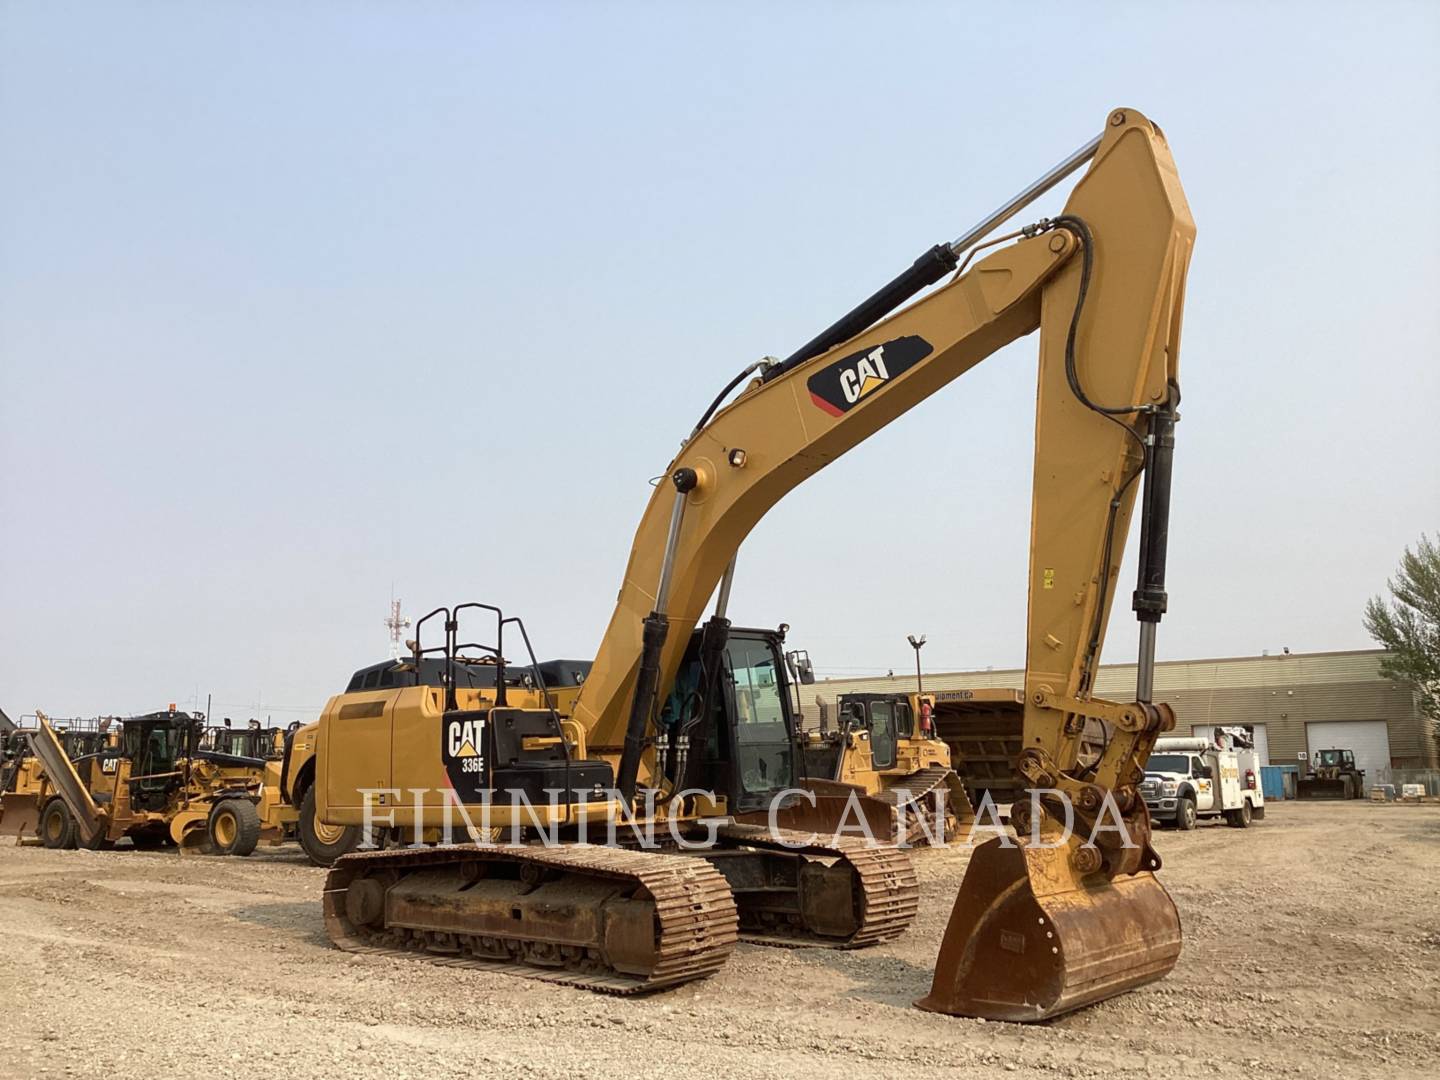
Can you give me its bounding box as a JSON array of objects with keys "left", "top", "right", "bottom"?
[
  {"left": 806, "top": 335, "right": 933, "bottom": 417},
  {"left": 441, "top": 713, "right": 488, "bottom": 800}
]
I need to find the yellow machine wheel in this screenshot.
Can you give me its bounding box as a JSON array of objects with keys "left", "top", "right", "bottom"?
[
  {"left": 298, "top": 786, "right": 363, "bottom": 868},
  {"left": 207, "top": 798, "right": 261, "bottom": 857},
  {"left": 39, "top": 799, "right": 77, "bottom": 850}
]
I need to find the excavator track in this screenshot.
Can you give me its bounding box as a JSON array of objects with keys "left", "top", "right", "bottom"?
[
  {"left": 322, "top": 843, "right": 738, "bottom": 994},
  {"left": 712, "top": 823, "right": 919, "bottom": 949}
]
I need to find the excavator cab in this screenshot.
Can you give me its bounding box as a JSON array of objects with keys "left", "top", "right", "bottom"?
[{"left": 660, "top": 625, "right": 798, "bottom": 815}]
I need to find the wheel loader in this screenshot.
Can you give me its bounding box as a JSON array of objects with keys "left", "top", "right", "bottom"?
[
  {"left": 1298, "top": 748, "right": 1366, "bottom": 800},
  {"left": 1, "top": 709, "right": 298, "bottom": 854},
  {"left": 286, "top": 107, "right": 1194, "bottom": 1022}
]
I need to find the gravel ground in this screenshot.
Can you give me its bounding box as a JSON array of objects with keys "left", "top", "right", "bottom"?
[{"left": 1, "top": 801, "right": 1436, "bottom": 1080}]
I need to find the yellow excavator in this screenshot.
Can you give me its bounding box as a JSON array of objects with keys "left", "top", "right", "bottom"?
[{"left": 291, "top": 106, "right": 1193, "bottom": 1022}]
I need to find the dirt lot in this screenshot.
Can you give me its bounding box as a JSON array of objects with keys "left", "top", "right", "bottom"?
[{"left": 1, "top": 801, "right": 1436, "bottom": 1080}]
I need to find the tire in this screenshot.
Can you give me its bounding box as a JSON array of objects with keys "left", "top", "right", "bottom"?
[
  {"left": 208, "top": 798, "right": 262, "bottom": 857},
  {"left": 1174, "top": 795, "right": 1197, "bottom": 831},
  {"left": 1225, "top": 801, "right": 1253, "bottom": 828},
  {"left": 298, "top": 786, "right": 362, "bottom": 867},
  {"left": 39, "top": 800, "right": 77, "bottom": 850}
]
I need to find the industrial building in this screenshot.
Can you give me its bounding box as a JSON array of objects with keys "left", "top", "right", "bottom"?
[{"left": 810, "top": 648, "right": 1437, "bottom": 787}]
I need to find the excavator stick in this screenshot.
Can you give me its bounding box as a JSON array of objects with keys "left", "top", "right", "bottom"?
[
  {"left": 918, "top": 109, "right": 1193, "bottom": 1020},
  {"left": 918, "top": 838, "right": 1180, "bottom": 1022}
]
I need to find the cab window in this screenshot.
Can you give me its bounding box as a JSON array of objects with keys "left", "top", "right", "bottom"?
[
  {"left": 869, "top": 700, "right": 897, "bottom": 770},
  {"left": 724, "top": 638, "right": 794, "bottom": 807}
]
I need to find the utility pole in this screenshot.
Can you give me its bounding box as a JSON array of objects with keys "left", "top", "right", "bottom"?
[{"left": 907, "top": 634, "right": 927, "bottom": 697}]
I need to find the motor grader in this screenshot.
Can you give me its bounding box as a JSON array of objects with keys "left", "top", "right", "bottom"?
[
  {"left": 288, "top": 107, "right": 1193, "bottom": 1022},
  {"left": 1, "top": 710, "right": 297, "bottom": 854}
]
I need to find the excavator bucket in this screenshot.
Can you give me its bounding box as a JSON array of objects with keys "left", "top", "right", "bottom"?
[{"left": 917, "top": 837, "right": 1181, "bottom": 1022}]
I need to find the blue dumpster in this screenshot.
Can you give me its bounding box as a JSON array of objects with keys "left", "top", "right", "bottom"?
[{"left": 1261, "top": 765, "right": 1286, "bottom": 800}]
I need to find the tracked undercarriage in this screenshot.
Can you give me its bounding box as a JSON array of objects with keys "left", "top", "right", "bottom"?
[
  {"left": 872, "top": 765, "right": 973, "bottom": 847},
  {"left": 323, "top": 825, "right": 918, "bottom": 993}
]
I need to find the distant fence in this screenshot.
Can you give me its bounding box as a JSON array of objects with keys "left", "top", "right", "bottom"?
[{"left": 1374, "top": 768, "right": 1440, "bottom": 796}]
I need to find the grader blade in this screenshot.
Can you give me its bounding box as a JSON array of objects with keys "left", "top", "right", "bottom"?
[{"left": 917, "top": 837, "right": 1181, "bottom": 1022}]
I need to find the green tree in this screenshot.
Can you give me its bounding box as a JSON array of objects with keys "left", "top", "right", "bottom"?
[{"left": 1363, "top": 533, "right": 1440, "bottom": 726}]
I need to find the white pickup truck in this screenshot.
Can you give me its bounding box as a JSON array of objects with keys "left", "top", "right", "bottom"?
[{"left": 1141, "top": 733, "right": 1265, "bottom": 830}]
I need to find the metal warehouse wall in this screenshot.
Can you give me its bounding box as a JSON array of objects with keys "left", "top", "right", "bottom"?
[{"left": 808, "top": 649, "right": 1436, "bottom": 769}]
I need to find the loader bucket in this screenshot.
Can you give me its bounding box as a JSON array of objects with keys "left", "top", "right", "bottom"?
[
  {"left": 916, "top": 837, "right": 1181, "bottom": 1022},
  {"left": 1297, "top": 778, "right": 1349, "bottom": 800},
  {"left": 0, "top": 792, "right": 40, "bottom": 838}
]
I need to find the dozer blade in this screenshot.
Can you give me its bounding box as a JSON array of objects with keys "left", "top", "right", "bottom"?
[
  {"left": 736, "top": 786, "right": 897, "bottom": 842},
  {"left": 917, "top": 837, "right": 1181, "bottom": 1022},
  {"left": 739, "top": 768, "right": 973, "bottom": 846}
]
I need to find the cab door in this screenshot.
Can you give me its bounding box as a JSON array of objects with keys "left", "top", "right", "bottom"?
[
  {"left": 869, "top": 699, "right": 897, "bottom": 770},
  {"left": 1192, "top": 755, "right": 1216, "bottom": 811}
]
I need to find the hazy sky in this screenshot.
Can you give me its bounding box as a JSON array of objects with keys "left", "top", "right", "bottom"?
[{"left": 3, "top": 2, "right": 1438, "bottom": 721}]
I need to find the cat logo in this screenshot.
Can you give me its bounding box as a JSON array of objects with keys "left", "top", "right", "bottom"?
[
  {"left": 441, "top": 714, "right": 488, "bottom": 799},
  {"left": 806, "top": 335, "right": 933, "bottom": 417},
  {"left": 447, "top": 718, "right": 483, "bottom": 759},
  {"left": 100, "top": 757, "right": 119, "bottom": 775}
]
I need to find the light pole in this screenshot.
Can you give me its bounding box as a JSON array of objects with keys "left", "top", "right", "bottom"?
[{"left": 907, "top": 634, "right": 927, "bottom": 697}]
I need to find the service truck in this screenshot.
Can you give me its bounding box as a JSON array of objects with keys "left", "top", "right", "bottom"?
[{"left": 1141, "top": 730, "right": 1265, "bottom": 830}]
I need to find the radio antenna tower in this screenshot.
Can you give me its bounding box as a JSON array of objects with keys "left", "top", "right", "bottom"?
[{"left": 385, "top": 592, "right": 411, "bottom": 659}]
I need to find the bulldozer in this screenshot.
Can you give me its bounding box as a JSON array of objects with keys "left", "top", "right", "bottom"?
[
  {"left": 1, "top": 709, "right": 298, "bottom": 854},
  {"left": 800, "top": 689, "right": 971, "bottom": 843},
  {"left": 283, "top": 106, "right": 1193, "bottom": 1021},
  {"left": 1298, "top": 748, "right": 1366, "bottom": 800}
]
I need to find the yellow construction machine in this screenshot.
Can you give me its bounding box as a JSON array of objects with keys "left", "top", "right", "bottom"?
[
  {"left": 288, "top": 106, "right": 1193, "bottom": 1021},
  {"left": 801, "top": 688, "right": 971, "bottom": 843},
  {"left": 2, "top": 709, "right": 297, "bottom": 854}
]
